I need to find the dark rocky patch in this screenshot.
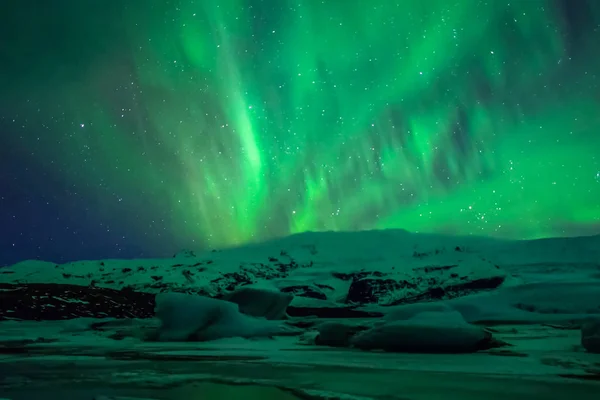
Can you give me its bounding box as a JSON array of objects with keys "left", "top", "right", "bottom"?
[
  {"left": 387, "top": 287, "right": 446, "bottom": 305},
  {"left": 447, "top": 276, "right": 505, "bottom": 292},
  {"left": 346, "top": 277, "right": 417, "bottom": 304},
  {"left": 345, "top": 270, "right": 505, "bottom": 306},
  {"left": 412, "top": 248, "right": 444, "bottom": 259},
  {"left": 0, "top": 283, "right": 155, "bottom": 321},
  {"left": 280, "top": 285, "right": 327, "bottom": 300},
  {"left": 212, "top": 272, "right": 254, "bottom": 291},
  {"left": 315, "top": 283, "right": 335, "bottom": 291},
  {"left": 332, "top": 271, "right": 385, "bottom": 281},
  {"left": 387, "top": 276, "right": 505, "bottom": 306},
  {"left": 182, "top": 270, "right": 194, "bottom": 283},
  {"left": 208, "top": 259, "right": 313, "bottom": 296},
  {"left": 415, "top": 264, "right": 458, "bottom": 273},
  {"left": 157, "top": 287, "right": 212, "bottom": 296}
]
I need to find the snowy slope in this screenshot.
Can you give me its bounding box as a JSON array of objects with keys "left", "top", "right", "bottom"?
[
  {"left": 0, "top": 229, "right": 599, "bottom": 321},
  {"left": 0, "top": 230, "right": 513, "bottom": 295},
  {"left": 2, "top": 229, "right": 598, "bottom": 286}
]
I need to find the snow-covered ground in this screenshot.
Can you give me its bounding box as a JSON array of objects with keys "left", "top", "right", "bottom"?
[
  {"left": 1, "top": 230, "right": 599, "bottom": 399},
  {"left": 0, "top": 319, "right": 599, "bottom": 399}
]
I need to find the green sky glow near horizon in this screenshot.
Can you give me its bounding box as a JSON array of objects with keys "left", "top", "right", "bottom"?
[{"left": 2, "top": 0, "right": 600, "bottom": 252}]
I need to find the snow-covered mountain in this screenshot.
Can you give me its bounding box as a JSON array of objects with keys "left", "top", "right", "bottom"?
[{"left": 0, "top": 229, "right": 598, "bottom": 321}]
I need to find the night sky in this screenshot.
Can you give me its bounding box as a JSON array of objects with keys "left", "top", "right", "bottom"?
[{"left": 1, "top": 1, "right": 599, "bottom": 266}]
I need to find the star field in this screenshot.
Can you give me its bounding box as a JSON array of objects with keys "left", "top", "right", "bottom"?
[{"left": 1, "top": 0, "right": 599, "bottom": 265}]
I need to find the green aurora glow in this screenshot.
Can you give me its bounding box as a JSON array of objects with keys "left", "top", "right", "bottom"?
[{"left": 2, "top": 0, "right": 600, "bottom": 251}]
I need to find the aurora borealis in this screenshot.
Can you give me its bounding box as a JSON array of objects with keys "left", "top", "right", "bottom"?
[{"left": 1, "top": 0, "right": 600, "bottom": 264}]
